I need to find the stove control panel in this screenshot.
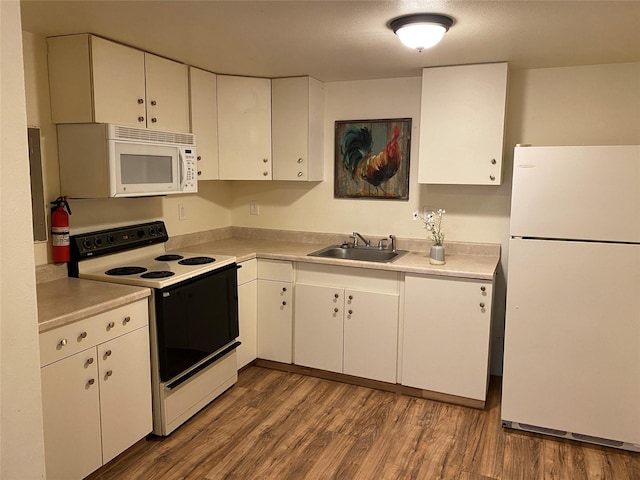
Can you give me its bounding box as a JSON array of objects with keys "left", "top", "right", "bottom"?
[{"left": 71, "top": 221, "right": 169, "bottom": 260}]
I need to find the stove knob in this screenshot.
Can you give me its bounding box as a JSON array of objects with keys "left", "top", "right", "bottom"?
[
  {"left": 106, "top": 235, "right": 115, "bottom": 245},
  {"left": 148, "top": 227, "right": 156, "bottom": 236},
  {"left": 82, "top": 239, "right": 92, "bottom": 249},
  {"left": 157, "top": 226, "right": 164, "bottom": 235},
  {"left": 94, "top": 238, "right": 103, "bottom": 247}
]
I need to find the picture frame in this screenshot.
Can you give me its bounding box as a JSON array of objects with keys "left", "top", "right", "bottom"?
[{"left": 334, "top": 118, "right": 411, "bottom": 200}]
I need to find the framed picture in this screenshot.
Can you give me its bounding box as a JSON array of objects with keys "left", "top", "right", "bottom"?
[{"left": 334, "top": 118, "right": 411, "bottom": 200}]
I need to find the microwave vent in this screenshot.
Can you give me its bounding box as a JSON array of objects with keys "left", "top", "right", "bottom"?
[{"left": 112, "top": 125, "right": 195, "bottom": 146}]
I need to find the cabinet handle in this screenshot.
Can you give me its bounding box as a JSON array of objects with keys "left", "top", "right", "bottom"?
[
  {"left": 348, "top": 309, "right": 353, "bottom": 315},
  {"left": 297, "top": 158, "right": 303, "bottom": 163},
  {"left": 334, "top": 293, "right": 339, "bottom": 299},
  {"left": 150, "top": 100, "right": 157, "bottom": 106},
  {"left": 198, "top": 171, "right": 202, "bottom": 176},
  {"left": 348, "top": 295, "right": 353, "bottom": 300},
  {"left": 491, "top": 158, "right": 497, "bottom": 165},
  {"left": 104, "top": 350, "right": 112, "bottom": 358},
  {"left": 123, "top": 316, "right": 131, "bottom": 324},
  {"left": 282, "top": 287, "right": 287, "bottom": 292},
  {"left": 263, "top": 171, "right": 269, "bottom": 176},
  {"left": 87, "top": 379, "right": 95, "bottom": 387},
  {"left": 58, "top": 338, "right": 68, "bottom": 348},
  {"left": 78, "top": 331, "right": 87, "bottom": 340},
  {"left": 105, "top": 370, "right": 113, "bottom": 378},
  {"left": 107, "top": 321, "right": 115, "bottom": 330},
  {"left": 489, "top": 175, "right": 496, "bottom": 181},
  {"left": 479, "top": 302, "right": 485, "bottom": 308},
  {"left": 197, "top": 156, "right": 202, "bottom": 161},
  {"left": 263, "top": 158, "right": 269, "bottom": 163},
  {"left": 86, "top": 357, "right": 94, "bottom": 365},
  {"left": 480, "top": 286, "right": 486, "bottom": 292},
  {"left": 138, "top": 116, "right": 145, "bottom": 122},
  {"left": 333, "top": 308, "right": 339, "bottom": 313},
  {"left": 297, "top": 172, "right": 303, "bottom": 177},
  {"left": 137, "top": 98, "right": 144, "bottom": 104},
  {"left": 151, "top": 117, "right": 158, "bottom": 123}
]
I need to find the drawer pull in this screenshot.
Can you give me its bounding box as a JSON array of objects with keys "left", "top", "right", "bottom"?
[
  {"left": 58, "top": 338, "right": 68, "bottom": 348},
  {"left": 479, "top": 302, "right": 486, "bottom": 308},
  {"left": 480, "top": 286, "right": 486, "bottom": 292},
  {"left": 123, "top": 316, "right": 131, "bottom": 324},
  {"left": 282, "top": 287, "right": 287, "bottom": 292},
  {"left": 104, "top": 350, "right": 112, "bottom": 358},
  {"left": 107, "top": 321, "right": 115, "bottom": 330},
  {"left": 348, "top": 295, "right": 353, "bottom": 300},
  {"left": 333, "top": 308, "right": 339, "bottom": 313},
  {"left": 334, "top": 294, "right": 339, "bottom": 299},
  {"left": 105, "top": 370, "right": 113, "bottom": 378},
  {"left": 87, "top": 378, "right": 95, "bottom": 387},
  {"left": 348, "top": 309, "right": 353, "bottom": 315},
  {"left": 86, "top": 358, "right": 94, "bottom": 365},
  {"left": 78, "top": 331, "right": 87, "bottom": 340}
]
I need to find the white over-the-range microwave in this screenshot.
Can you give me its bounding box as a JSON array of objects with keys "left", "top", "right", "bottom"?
[{"left": 57, "top": 123, "right": 198, "bottom": 198}]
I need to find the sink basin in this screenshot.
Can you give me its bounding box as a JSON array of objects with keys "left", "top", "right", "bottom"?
[{"left": 307, "top": 245, "right": 408, "bottom": 263}]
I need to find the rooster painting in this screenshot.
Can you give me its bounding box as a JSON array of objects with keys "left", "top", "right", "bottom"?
[{"left": 335, "top": 119, "right": 411, "bottom": 199}]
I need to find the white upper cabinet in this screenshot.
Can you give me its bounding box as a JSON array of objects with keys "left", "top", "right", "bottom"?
[
  {"left": 418, "top": 62, "right": 508, "bottom": 185},
  {"left": 47, "top": 34, "right": 189, "bottom": 132},
  {"left": 217, "top": 75, "right": 272, "bottom": 180},
  {"left": 271, "top": 76, "right": 324, "bottom": 181},
  {"left": 189, "top": 67, "right": 219, "bottom": 180}
]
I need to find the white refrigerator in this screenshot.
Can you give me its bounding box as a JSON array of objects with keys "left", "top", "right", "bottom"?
[{"left": 502, "top": 145, "right": 640, "bottom": 452}]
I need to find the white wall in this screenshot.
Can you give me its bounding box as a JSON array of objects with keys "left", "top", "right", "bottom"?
[{"left": 1, "top": 3, "right": 47, "bottom": 478}]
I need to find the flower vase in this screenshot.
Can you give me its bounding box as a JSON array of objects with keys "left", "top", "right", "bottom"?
[{"left": 430, "top": 245, "right": 446, "bottom": 265}]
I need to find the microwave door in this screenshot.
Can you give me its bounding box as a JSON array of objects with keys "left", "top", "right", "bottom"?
[{"left": 113, "top": 142, "right": 179, "bottom": 196}]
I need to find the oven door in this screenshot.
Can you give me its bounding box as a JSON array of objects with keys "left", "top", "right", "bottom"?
[{"left": 155, "top": 263, "right": 239, "bottom": 383}]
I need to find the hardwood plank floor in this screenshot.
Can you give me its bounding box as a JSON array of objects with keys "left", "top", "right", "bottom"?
[{"left": 87, "top": 366, "right": 639, "bottom": 480}]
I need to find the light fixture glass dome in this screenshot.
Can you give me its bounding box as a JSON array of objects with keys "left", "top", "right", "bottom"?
[{"left": 390, "top": 14, "right": 454, "bottom": 52}]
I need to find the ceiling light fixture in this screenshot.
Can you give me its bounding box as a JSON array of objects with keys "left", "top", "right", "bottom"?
[{"left": 389, "top": 14, "right": 454, "bottom": 52}]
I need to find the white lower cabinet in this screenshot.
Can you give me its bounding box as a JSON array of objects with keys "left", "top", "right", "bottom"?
[
  {"left": 294, "top": 264, "right": 400, "bottom": 383},
  {"left": 237, "top": 259, "right": 258, "bottom": 369},
  {"left": 40, "top": 300, "right": 152, "bottom": 480},
  {"left": 257, "top": 260, "right": 293, "bottom": 363},
  {"left": 402, "top": 274, "right": 493, "bottom": 401}
]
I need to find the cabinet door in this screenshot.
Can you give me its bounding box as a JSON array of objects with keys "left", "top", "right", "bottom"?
[
  {"left": 217, "top": 75, "right": 272, "bottom": 180},
  {"left": 418, "top": 62, "right": 508, "bottom": 185},
  {"left": 189, "top": 67, "right": 219, "bottom": 180},
  {"left": 294, "top": 283, "right": 343, "bottom": 373},
  {"left": 343, "top": 289, "right": 399, "bottom": 383},
  {"left": 272, "top": 76, "right": 324, "bottom": 181},
  {"left": 402, "top": 275, "right": 492, "bottom": 400},
  {"left": 98, "top": 327, "right": 152, "bottom": 464},
  {"left": 91, "top": 36, "right": 147, "bottom": 127},
  {"left": 145, "top": 53, "right": 190, "bottom": 132},
  {"left": 41, "top": 348, "right": 102, "bottom": 480},
  {"left": 237, "top": 279, "right": 258, "bottom": 369},
  {"left": 257, "top": 280, "right": 292, "bottom": 363}
]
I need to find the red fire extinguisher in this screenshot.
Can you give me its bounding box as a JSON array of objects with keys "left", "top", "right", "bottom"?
[{"left": 50, "top": 196, "right": 72, "bottom": 263}]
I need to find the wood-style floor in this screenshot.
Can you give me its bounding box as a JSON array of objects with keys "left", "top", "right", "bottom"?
[{"left": 88, "top": 366, "right": 639, "bottom": 480}]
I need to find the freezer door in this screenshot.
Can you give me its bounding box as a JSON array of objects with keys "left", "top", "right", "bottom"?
[
  {"left": 502, "top": 238, "right": 640, "bottom": 445},
  {"left": 510, "top": 145, "right": 640, "bottom": 243}
]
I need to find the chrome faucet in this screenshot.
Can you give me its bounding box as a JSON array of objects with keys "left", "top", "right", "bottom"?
[
  {"left": 389, "top": 234, "right": 397, "bottom": 252},
  {"left": 352, "top": 231, "right": 370, "bottom": 247}
]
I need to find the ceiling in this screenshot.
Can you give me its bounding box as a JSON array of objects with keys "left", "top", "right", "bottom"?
[{"left": 20, "top": 0, "right": 640, "bottom": 82}]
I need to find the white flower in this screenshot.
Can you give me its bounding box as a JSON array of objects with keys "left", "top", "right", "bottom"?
[{"left": 411, "top": 208, "right": 446, "bottom": 246}]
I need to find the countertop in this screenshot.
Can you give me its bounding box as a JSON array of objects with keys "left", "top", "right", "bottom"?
[
  {"left": 37, "top": 277, "right": 150, "bottom": 333},
  {"left": 177, "top": 238, "right": 500, "bottom": 281}
]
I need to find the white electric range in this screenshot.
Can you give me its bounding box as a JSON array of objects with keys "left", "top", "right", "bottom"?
[{"left": 69, "top": 221, "right": 240, "bottom": 436}]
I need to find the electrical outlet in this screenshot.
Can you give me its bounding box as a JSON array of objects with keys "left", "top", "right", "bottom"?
[
  {"left": 423, "top": 205, "right": 434, "bottom": 217},
  {"left": 250, "top": 200, "right": 259, "bottom": 215},
  {"left": 178, "top": 204, "right": 187, "bottom": 221}
]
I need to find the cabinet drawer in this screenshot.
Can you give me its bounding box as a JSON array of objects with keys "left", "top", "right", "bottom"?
[
  {"left": 40, "top": 299, "right": 149, "bottom": 367},
  {"left": 257, "top": 259, "right": 293, "bottom": 282},
  {"left": 237, "top": 259, "right": 257, "bottom": 285}
]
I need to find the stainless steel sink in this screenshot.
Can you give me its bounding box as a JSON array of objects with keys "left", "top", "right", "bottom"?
[{"left": 307, "top": 245, "right": 408, "bottom": 263}]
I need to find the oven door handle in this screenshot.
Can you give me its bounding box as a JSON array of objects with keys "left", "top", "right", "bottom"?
[{"left": 163, "top": 341, "right": 241, "bottom": 391}]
